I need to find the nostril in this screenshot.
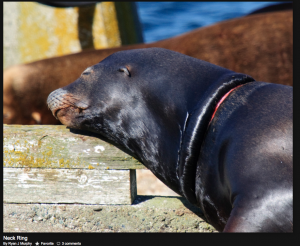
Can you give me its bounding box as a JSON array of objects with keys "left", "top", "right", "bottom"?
[
  {"left": 54, "top": 109, "right": 61, "bottom": 118},
  {"left": 47, "top": 88, "right": 89, "bottom": 122}
]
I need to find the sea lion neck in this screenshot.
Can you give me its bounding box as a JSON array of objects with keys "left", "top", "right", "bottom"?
[
  {"left": 122, "top": 72, "right": 254, "bottom": 199},
  {"left": 176, "top": 73, "right": 255, "bottom": 205}
]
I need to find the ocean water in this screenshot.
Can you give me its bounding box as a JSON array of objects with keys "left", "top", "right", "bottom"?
[{"left": 136, "top": 2, "right": 286, "bottom": 43}]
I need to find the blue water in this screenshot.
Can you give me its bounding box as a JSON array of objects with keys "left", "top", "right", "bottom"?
[{"left": 136, "top": 2, "right": 285, "bottom": 43}]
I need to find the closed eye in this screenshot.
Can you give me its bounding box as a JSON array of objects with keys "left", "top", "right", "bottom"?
[
  {"left": 118, "top": 67, "right": 131, "bottom": 77},
  {"left": 82, "top": 67, "right": 92, "bottom": 75}
]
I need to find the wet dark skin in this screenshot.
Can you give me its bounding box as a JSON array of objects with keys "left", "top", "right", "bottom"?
[{"left": 47, "top": 48, "right": 293, "bottom": 232}]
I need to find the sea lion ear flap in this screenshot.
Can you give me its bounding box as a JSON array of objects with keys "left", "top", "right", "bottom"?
[{"left": 118, "top": 67, "right": 131, "bottom": 77}]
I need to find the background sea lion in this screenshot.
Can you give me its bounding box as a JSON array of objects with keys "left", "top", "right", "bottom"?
[
  {"left": 248, "top": 2, "right": 292, "bottom": 15},
  {"left": 47, "top": 48, "right": 293, "bottom": 232},
  {"left": 4, "top": 10, "right": 292, "bottom": 124}
]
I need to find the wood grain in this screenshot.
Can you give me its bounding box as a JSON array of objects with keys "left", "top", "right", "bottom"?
[
  {"left": 3, "top": 125, "right": 141, "bottom": 204},
  {"left": 4, "top": 168, "right": 135, "bottom": 204},
  {"left": 4, "top": 125, "right": 145, "bottom": 170}
]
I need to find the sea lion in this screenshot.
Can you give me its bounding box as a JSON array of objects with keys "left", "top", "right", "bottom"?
[
  {"left": 248, "top": 2, "right": 292, "bottom": 15},
  {"left": 47, "top": 48, "right": 293, "bottom": 232},
  {"left": 4, "top": 10, "right": 292, "bottom": 125}
]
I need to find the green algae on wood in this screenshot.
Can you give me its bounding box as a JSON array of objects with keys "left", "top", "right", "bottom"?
[{"left": 3, "top": 125, "right": 145, "bottom": 170}]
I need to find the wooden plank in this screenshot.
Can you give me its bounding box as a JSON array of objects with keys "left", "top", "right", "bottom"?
[
  {"left": 4, "top": 168, "right": 135, "bottom": 205},
  {"left": 4, "top": 125, "right": 146, "bottom": 170}
]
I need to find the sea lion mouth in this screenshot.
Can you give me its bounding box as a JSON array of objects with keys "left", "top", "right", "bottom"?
[{"left": 47, "top": 88, "right": 89, "bottom": 121}]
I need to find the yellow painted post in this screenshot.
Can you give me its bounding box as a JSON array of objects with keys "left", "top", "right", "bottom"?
[{"left": 3, "top": 2, "right": 143, "bottom": 69}]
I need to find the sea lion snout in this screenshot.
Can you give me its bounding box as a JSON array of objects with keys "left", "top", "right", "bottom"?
[{"left": 47, "top": 88, "right": 89, "bottom": 127}]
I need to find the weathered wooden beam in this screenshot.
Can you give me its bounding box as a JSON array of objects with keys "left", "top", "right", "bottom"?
[
  {"left": 4, "top": 125, "right": 145, "bottom": 170},
  {"left": 3, "top": 124, "right": 142, "bottom": 204},
  {"left": 4, "top": 168, "right": 136, "bottom": 205}
]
